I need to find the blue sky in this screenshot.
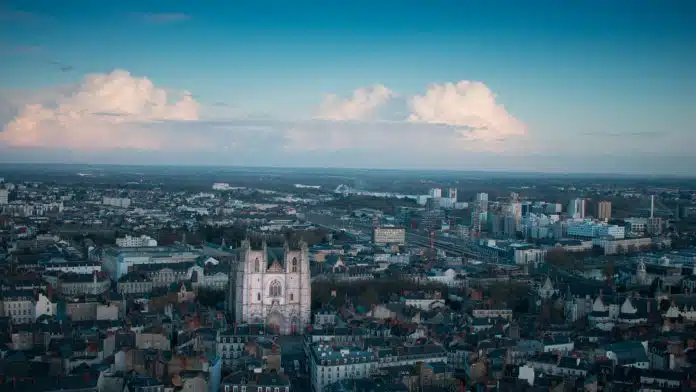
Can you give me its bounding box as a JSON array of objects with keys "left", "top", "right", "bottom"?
[{"left": 0, "top": 0, "right": 694, "bottom": 174}]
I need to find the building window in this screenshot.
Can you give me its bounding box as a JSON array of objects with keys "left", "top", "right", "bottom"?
[
  {"left": 290, "top": 293, "right": 294, "bottom": 301},
  {"left": 291, "top": 258, "right": 298, "bottom": 273},
  {"left": 257, "top": 293, "right": 261, "bottom": 301},
  {"left": 269, "top": 280, "right": 282, "bottom": 297},
  {"left": 254, "top": 258, "right": 260, "bottom": 273}
]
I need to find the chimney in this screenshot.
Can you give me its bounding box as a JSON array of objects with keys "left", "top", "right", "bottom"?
[{"left": 651, "top": 195, "right": 655, "bottom": 219}]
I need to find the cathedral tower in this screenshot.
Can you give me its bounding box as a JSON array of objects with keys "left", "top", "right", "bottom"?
[{"left": 227, "top": 238, "right": 311, "bottom": 334}]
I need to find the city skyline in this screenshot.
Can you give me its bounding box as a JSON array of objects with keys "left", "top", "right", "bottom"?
[{"left": 0, "top": 1, "right": 694, "bottom": 175}]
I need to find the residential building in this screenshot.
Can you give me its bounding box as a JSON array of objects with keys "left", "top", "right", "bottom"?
[
  {"left": 1, "top": 289, "right": 36, "bottom": 324},
  {"left": 221, "top": 371, "right": 290, "bottom": 392},
  {"left": 0, "top": 187, "right": 8, "bottom": 205},
  {"left": 309, "top": 342, "right": 447, "bottom": 392},
  {"left": 598, "top": 200, "right": 612, "bottom": 220},
  {"left": 102, "top": 196, "right": 131, "bottom": 208},
  {"left": 117, "top": 271, "right": 153, "bottom": 296}
]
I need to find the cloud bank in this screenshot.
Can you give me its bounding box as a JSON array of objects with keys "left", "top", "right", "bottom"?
[
  {"left": 1, "top": 69, "right": 528, "bottom": 157},
  {"left": 1, "top": 70, "right": 201, "bottom": 150}
]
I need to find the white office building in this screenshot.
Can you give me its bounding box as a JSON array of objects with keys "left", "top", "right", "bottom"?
[
  {"left": 373, "top": 226, "right": 406, "bottom": 245},
  {"left": 625, "top": 218, "right": 648, "bottom": 236},
  {"left": 429, "top": 188, "right": 442, "bottom": 199},
  {"left": 101, "top": 246, "right": 199, "bottom": 280},
  {"left": 116, "top": 235, "right": 158, "bottom": 248},
  {"left": 566, "top": 220, "right": 625, "bottom": 239}
]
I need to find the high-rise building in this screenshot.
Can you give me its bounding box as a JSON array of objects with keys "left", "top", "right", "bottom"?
[
  {"left": 598, "top": 201, "right": 612, "bottom": 221},
  {"left": 429, "top": 188, "right": 442, "bottom": 199},
  {"left": 470, "top": 193, "right": 490, "bottom": 237},
  {"left": 568, "top": 198, "right": 586, "bottom": 219},
  {"left": 488, "top": 213, "right": 504, "bottom": 237},
  {"left": 448, "top": 188, "right": 458, "bottom": 201},
  {"left": 0, "top": 188, "right": 8, "bottom": 205},
  {"left": 504, "top": 215, "right": 518, "bottom": 238},
  {"left": 437, "top": 188, "right": 458, "bottom": 209}
]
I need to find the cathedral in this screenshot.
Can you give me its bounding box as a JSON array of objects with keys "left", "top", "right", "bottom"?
[{"left": 227, "top": 239, "right": 311, "bottom": 335}]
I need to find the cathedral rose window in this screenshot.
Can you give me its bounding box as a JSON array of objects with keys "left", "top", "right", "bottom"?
[{"left": 269, "top": 280, "right": 282, "bottom": 297}]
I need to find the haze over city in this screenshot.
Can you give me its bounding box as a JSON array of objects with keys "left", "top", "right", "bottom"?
[{"left": 0, "top": 1, "right": 693, "bottom": 175}]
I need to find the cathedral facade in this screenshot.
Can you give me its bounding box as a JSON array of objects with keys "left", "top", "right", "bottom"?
[{"left": 227, "top": 239, "right": 311, "bottom": 335}]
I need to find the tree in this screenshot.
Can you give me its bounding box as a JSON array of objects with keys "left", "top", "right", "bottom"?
[
  {"left": 359, "top": 286, "right": 378, "bottom": 308},
  {"left": 649, "top": 278, "right": 664, "bottom": 296},
  {"left": 602, "top": 261, "right": 615, "bottom": 282},
  {"left": 638, "top": 244, "right": 651, "bottom": 253},
  {"left": 485, "top": 281, "right": 528, "bottom": 308},
  {"left": 545, "top": 248, "right": 581, "bottom": 270}
]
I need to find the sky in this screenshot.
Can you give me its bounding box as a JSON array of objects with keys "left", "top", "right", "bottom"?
[{"left": 0, "top": 0, "right": 694, "bottom": 175}]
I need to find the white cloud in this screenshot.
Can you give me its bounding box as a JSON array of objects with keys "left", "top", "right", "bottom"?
[
  {"left": 408, "top": 81, "right": 526, "bottom": 142},
  {"left": 0, "top": 69, "right": 201, "bottom": 150},
  {"left": 316, "top": 85, "right": 393, "bottom": 121},
  {"left": 0, "top": 72, "right": 528, "bottom": 156}
]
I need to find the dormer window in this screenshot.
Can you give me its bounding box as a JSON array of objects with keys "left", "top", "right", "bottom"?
[{"left": 291, "top": 258, "right": 298, "bottom": 273}]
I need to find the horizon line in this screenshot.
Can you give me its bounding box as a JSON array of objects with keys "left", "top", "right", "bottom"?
[{"left": 0, "top": 161, "right": 693, "bottom": 180}]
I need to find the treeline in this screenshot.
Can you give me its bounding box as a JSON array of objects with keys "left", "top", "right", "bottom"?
[
  {"left": 311, "top": 279, "right": 447, "bottom": 310},
  {"left": 155, "top": 225, "right": 331, "bottom": 248},
  {"left": 323, "top": 196, "right": 418, "bottom": 215}
]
